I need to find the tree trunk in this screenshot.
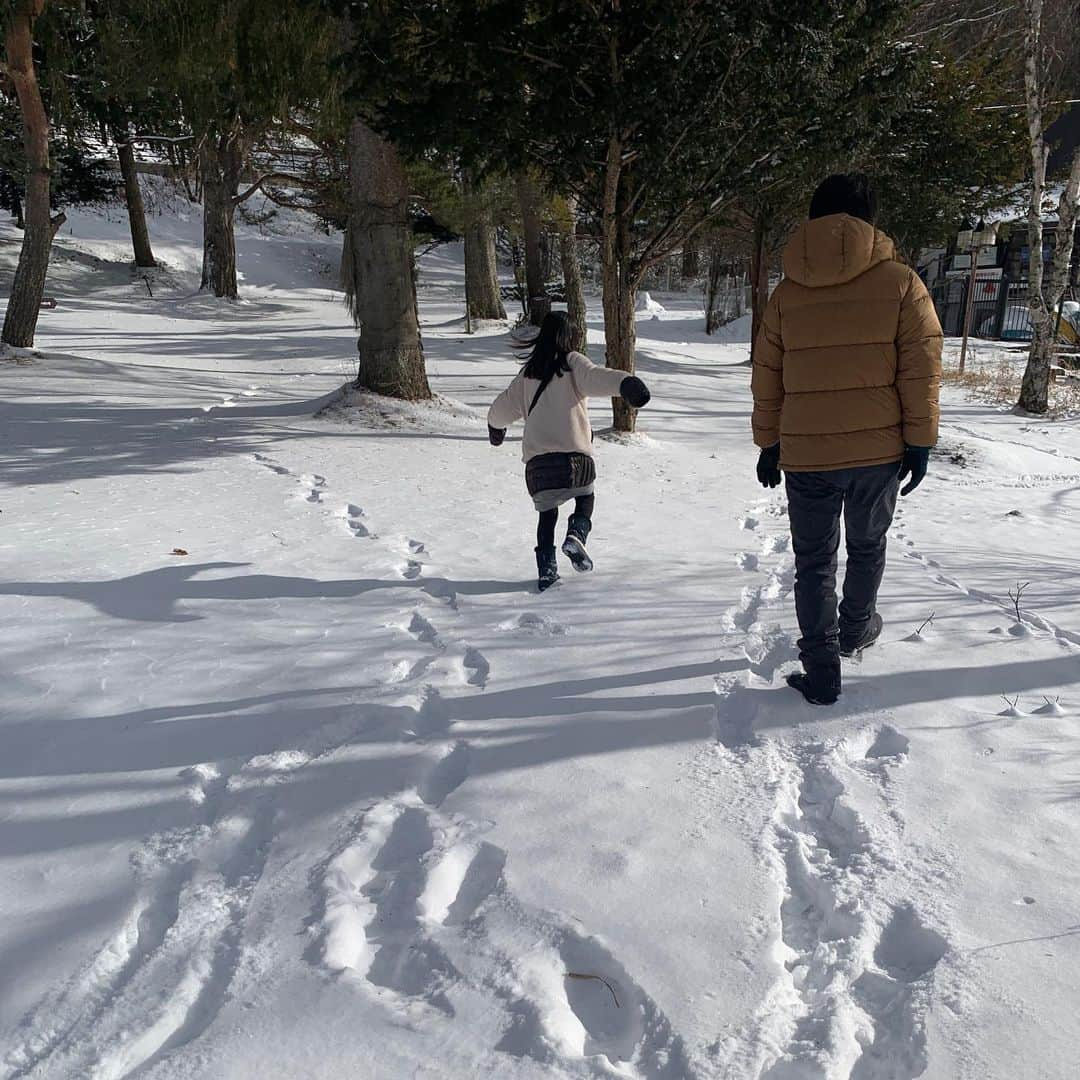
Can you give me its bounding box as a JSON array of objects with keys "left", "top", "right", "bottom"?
[
  {"left": 2, "top": 2, "right": 63, "bottom": 350},
  {"left": 560, "top": 197, "right": 588, "bottom": 354},
  {"left": 1018, "top": 0, "right": 1050, "bottom": 412},
  {"left": 346, "top": 118, "right": 430, "bottom": 400},
  {"left": 199, "top": 133, "right": 243, "bottom": 299},
  {"left": 516, "top": 174, "right": 547, "bottom": 325},
  {"left": 1019, "top": 144, "right": 1080, "bottom": 412},
  {"left": 509, "top": 235, "right": 527, "bottom": 316},
  {"left": 13, "top": 193, "right": 24, "bottom": 230},
  {"left": 705, "top": 242, "right": 724, "bottom": 334},
  {"left": 682, "top": 244, "right": 699, "bottom": 280},
  {"left": 600, "top": 136, "right": 637, "bottom": 433},
  {"left": 749, "top": 210, "right": 771, "bottom": 366},
  {"left": 116, "top": 130, "right": 156, "bottom": 268},
  {"left": 539, "top": 232, "right": 553, "bottom": 286},
  {"left": 463, "top": 181, "right": 506, "bottom": 321}
]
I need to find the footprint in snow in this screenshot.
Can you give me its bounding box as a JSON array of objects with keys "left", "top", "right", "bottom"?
[
  {"left": 761, "top": 533, "right": 790, "bottom": 555},
  {"left": 501, "top": 612, "right": 566, "bottom": 637},
  {"left": 253, "top": 453, "right": 290, "bottom": 476},
  {"left": 407, "top": 611, "right": 443, "bottom": 649},
  {"left": 462, "top": 647, "right": 490, "bottom": 689},
  {"left": 344, "top": 503, "right": 373, "bottom": 539}
]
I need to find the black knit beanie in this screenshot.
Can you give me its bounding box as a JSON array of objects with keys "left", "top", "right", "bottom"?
[{"left": 808, "top": 174, "right": 878, "bottom": 225}]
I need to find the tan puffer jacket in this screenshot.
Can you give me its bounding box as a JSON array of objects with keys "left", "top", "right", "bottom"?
[{"left": 751, "top": 214, "right": 942, "bottom": 472}]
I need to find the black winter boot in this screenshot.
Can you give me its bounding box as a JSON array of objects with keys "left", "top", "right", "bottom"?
[
  {"left": 840, "top": 612, "right": 883, "bottom": 657},
  {"left": 561, "top": 514, "right": 593, "bottom": 572},
  {"left": 786, "top": 664, "right": 842, "bottom": 706},
  {"left": 536, "top": 546, "right": 560, "bottom": 592}
]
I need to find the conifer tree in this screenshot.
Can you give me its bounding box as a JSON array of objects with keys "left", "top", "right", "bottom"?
[
  {"left": 345, "top": 0, "right": 916, "bottom": 431},
  {"left": 128, "top": 0, "right": 338, "bottom": 299},
  {"left": 2, "top": 0, "right": 61, "bottom": 348}
]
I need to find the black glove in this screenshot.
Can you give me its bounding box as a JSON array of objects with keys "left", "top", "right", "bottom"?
[
  {"left": 756, "top": 443, "right": 781, "bottom": 489},
  {"left": 620, "top": 375, "right": 651, "bottom": 409},
  {"left": 898, "top": 445, "right": 930, "bottom": 496},
  {"left": 488, "top": 425, "right": 506, "bottom": 447}
]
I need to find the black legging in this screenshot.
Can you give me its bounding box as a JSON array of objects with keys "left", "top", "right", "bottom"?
[{"left": 537, "top": 494, "right": 595, "bottom": 549}]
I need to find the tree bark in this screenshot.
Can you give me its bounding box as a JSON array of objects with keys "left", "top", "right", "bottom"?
[
  {"left": 560, "top": 197, "right": 588, "bottom": 355},
  {"left": 749, "top": 210, "right": 771, "bottom": 366},
  {"left": 116, "top": 130, "right": 156, "bottom": 268},
  {"left": 1019, "top": 143, "right": 1080, "bottom": 412},
  {"left": 463, "top": 181, "right": 506, "bottom": 321},
  {"left": 199, "top": 133, "right": 243, "bottom": 299},
  {"left": 516, "top": 173, "right": 547, "bottom": 325},
  {"left": 346, "top": 118, "right": 430, "bottom": 400},
  {"left": 704, "top": 242, "right": 725, "bottom": 334},
  {"left": 682, "top": 244, "right": 699, "bottom": 280},
  {"left": 1018, "top": 0, "right": 1052, "bottom": 413},
  {"left": 600, "top": 135, "right": 637, "bottom": 433},
  {"left": 2, "top": 1, "right": 63, "bottom": 349}
]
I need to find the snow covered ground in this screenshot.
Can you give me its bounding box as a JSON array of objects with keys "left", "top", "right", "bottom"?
[{"left": 2, "top": 195, "right": 1079, "bottom": 1080}]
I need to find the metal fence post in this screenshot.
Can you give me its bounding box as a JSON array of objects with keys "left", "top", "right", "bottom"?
[{"left": 958, "top": 246, "right": 981, "bottom": 375}]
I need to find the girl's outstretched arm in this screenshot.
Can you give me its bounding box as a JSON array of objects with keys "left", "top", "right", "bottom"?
[
  {"left": 568, "top": 352, "right": 636, "bottom": 398},
  {"left": 488, "top": 373, "right": 526, "bottom": 430}
]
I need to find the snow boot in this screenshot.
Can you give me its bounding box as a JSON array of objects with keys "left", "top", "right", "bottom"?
[
  {"left": 536, "top": 546, "right": 560, "bottom": 592},
  {"left": 561, "top": 514, "right": 593, "bottom": 572},
  {"left": 786, "top": 664, "right": 841, "bottom": 706},
  {"left": 840, "top": 612, "right": 883, "bottom": 658}
]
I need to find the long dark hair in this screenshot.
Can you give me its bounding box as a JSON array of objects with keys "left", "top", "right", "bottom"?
[{"left": 516, "top": 310, "right": 577, "bottom": 380}]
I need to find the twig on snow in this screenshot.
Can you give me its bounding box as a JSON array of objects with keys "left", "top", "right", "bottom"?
[
  {"left": 565, "top": 972, "right": 620, "bottom": 1008},
  {"left": 1008, "top": 582, "right": 1031, "bottom": 624}
]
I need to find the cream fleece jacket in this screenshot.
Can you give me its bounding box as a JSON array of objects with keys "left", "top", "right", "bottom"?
[{"left": 488, "top": 351, "right": 626, "bottom": 462}]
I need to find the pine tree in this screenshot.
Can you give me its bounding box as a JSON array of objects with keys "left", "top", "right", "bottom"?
[
  {"left": 343, "top": 118, "right": 430, "bottom": 400},
  {"left": 345, "top": 0, "right": 916, "bottom": 432},
  {"left": 126, "top": 0, "right": 339, "bottom": 299},
  {"left": 462, "top": 174, "right": 507, "bottom": 322},
  {"left": 2, "top": 0, "right": 63, "bottom": 349}
]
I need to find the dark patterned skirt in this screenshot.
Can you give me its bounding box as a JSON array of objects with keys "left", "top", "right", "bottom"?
[{"left": 525, "top": 452, "right": 596, "bottom": 511}]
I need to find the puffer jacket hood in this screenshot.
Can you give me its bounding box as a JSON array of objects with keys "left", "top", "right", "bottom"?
[
  {"left": 752, "top": 217, "right": 943, "bottom": 472},
  {"left": 782, "top": 214, "right": 896, "bottom": 289}
]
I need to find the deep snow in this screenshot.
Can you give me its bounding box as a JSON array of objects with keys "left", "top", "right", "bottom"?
[{"left": 1, "top": 193, "right": 1079, "bottom": 1080}]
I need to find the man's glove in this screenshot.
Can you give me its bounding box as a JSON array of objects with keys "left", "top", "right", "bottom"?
[
  {"left": 488, "top": 425, "right": 506, "bottom": 447},
  {"left": 756, "top": 443, "right": 781, "bottom": 489},
  {"left": 898, "top": 445, "right": 930, "bottom": 496},
  {"left": 620, "top": 375, "right": 651, "bottom": 409}
]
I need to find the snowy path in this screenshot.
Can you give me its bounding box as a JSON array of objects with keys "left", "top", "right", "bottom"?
[{"left": 2, "top": 210, "right": 1079, "bottom": 1079}]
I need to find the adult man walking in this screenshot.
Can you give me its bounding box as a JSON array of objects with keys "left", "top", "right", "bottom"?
[{"left": 751, "top": 174, "right": 943, "bottom": 705}]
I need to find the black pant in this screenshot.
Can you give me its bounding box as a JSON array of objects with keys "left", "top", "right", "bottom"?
[
  {"left": 785, "top": 463, "right": 900, "bottom": 669},
  {"left": 537, "top": 494, "right": 594, "bottom": 549}
]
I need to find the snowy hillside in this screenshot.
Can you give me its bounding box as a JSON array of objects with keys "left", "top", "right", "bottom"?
[{"left": 1, "top": 197, "right": 1079, "bottom": 1080}]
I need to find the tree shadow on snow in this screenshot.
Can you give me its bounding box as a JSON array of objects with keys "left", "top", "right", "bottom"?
[{"left": 0, "top": 563, "right": 535, "bottom": 622}]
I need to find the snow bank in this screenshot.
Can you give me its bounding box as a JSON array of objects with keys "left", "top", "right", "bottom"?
[
  {"left": 316, "top": 385, "right": 485, "bottom": 432},
  {"left": 634, "top": 290, "right": 666, "bottom": 316}
]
